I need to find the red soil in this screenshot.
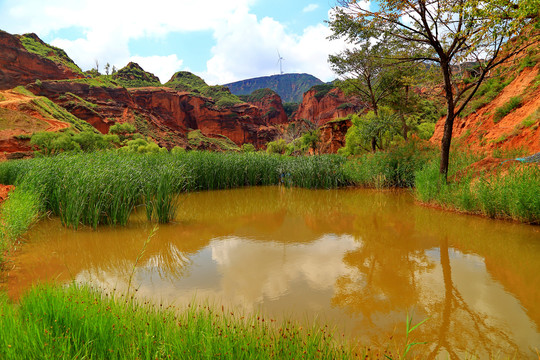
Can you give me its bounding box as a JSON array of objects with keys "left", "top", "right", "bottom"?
[{"left": 0, "top": 185, "right": 14, "bottom": 203}]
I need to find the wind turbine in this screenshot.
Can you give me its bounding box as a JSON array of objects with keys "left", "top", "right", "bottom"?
[{"left": 277, "top": 50, "right": 285, "bottom": 75}]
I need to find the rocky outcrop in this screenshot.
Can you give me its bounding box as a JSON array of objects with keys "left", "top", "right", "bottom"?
[
  {"left": 318, "top": 118, "right": 352, "bottom": 154},
  {"left": 242, "top": 89, "right": 288, "bottom": 126},
  {"left": 293, "top": 87, "right": 363, "bottom": 126},
  {"left": 0, "top": 31, "right": 82, "bottom": 90},
  {"left": 26, "top": 81, "right": 280, "bottom": 149}
]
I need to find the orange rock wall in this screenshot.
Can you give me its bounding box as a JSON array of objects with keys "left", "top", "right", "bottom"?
[
  {"left": 294, "top": 88, "right": 362, "bottom": 126},
  {"left": 0, "top": 31, "right": 81, "bottom": 90}
]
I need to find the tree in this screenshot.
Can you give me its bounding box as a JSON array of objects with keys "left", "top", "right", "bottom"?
[
  {"left": 330, "top": 0, "right": 538, "bottom": 177},
  {"left": 105, "top": 62, "right": 110, "bottom": 76},
  {"left": 329, "top": 39, "right": 400, "bottom": 151}
]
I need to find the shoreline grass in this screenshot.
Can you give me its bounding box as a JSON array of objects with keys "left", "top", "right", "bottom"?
[
  {"left": 415, "top": 160, "right": 540, "bottom": 224},
  {"left": 0, "top": 284, "right": 358, "bottom": 359},
  {"left": 0, "top": 151, "right": 349, "bottom": 229}
]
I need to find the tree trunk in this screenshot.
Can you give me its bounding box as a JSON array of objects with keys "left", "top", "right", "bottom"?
[
  {"left": 439, "top": 60, "right": 455, "bottom": 180},
  {"left": 371, "top": 137, "right": 377, "bottom": 152}
]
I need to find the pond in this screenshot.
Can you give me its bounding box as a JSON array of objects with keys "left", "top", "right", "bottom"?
[{"left": 5, "top": 186, "right": 540, "bottom": 358}]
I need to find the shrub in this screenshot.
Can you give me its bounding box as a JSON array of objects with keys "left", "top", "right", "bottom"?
[{"left": 266, "top": 139, "right": 289, "bottom": 154}]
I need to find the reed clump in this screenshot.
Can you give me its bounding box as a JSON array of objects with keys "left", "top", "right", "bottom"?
[
  {"left": 0, "top": 151, "right": 350, "bottom": 229},
  {"left": 415, "top": 160, "right": 540, "bottom": 224},
  {"left": 0, "top": 284, "right": 356, "bottom": 359}
]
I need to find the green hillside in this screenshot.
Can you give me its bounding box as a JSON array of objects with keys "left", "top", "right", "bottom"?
[{"left": 224, "top": 73, "right": 323, "bottom": 103}]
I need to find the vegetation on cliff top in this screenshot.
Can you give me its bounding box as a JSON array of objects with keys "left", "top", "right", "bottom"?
[
  {"left": 165, "top": 71, "right": 243, "bottom": 108},
  {"left": 18, "top": 33, "right": 82, "bottom": 75},
  {"left": 112, "top": 62, "right": 162, "bottom": 88},
  {"left": 238, "top": 88, "right": 278, "bottom": 103}
]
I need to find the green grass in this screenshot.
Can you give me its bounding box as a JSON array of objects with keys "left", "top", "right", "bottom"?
[
  {"left": 344, "top": 141, "right": 437, "bottom": 188},
  {"left": 0, "top": 151, "right": 349, "bottom": 229},
  {"left": 515, "top": 107, "right": 540, "bottom": 130},
  {"left": 0, "top": 188, "right": 41, "bottom": 254},
  {"left": 493, "top": 96, "right": 522, "bottom": 123},
  {"left": 415, "top": 159, "right": 540, "bottom": 224},
  {"left": 0, "top": 284, "right": 355, "bottom": 359}
]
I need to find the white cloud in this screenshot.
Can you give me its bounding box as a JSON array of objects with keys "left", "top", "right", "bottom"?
[
  {"left": 128, "top": 55, "right": 184, "bottom": 83},
  {"left": 0, "top": 0, "right": 349, "bottom": 84},
  {"left": 203, "top": 8, "right": 350, "bottom": 84},
  {"left": 303, "top": 4, "right": 319, "bottom": 13}
]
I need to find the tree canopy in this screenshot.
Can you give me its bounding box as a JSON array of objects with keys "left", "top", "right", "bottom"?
[{"left": 329, "top": 0, "right": 539, "bottom": 176}]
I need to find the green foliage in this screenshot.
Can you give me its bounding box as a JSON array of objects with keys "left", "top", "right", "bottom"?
[
  {"left": 493, "top": 96, "right": 522, "bottom": 123},
  {"left": 0, "top": 188, "right": 41, "bottom": 251},
  {"left": 283, "top": 102, "right": 300, "bottom": 117},
  {"left": 30, "top": 130, "right": 118, "bottom": 155},
  {"left": 415, "top": 160, "right": 540, "bottom": 224},
  {"left": 18, "top": 33, "right": 82, "bottom": 74},
  {"left": 416, "top": 123, "right": 436, "bottom": 140},
  {"left": 240, "top": 143, "right": 256, "bottom": 152},
  {"left": 310, "top": 84, "right": 335, "bottom": 101},
  {"left": 519, "top": 53, "right": 537, "bottom": 71},
  {"left": 120, "top": 138, "right": 166, "bottom": 154},
  {"left": 266, "top": 139, "right": 289, "bottom": 155},
  {"left": 112, "top": 62, "right": 161, "bottom": 88},
  {"left": 171, "top": 146, "right": 186, "bottom": 155},
  {"left": 0, "top": 284, "right": 354, "bottom": 359},
  {"left": 109, "top": 122, "right": 137, "bottom": 141},
  {"left": 241, "top": 88, "right": 277, "bottom": 103},
  {"left": 344, "top": 141, "right": 436, "bottom": 188},
  {"left": 60, "top": 76, "right": 122, "bottom": 89},
  {"left": 339, "top": 107, "right": 401, "bottom": 155}
]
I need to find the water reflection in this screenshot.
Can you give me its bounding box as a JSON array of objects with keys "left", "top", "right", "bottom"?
[{"left": 4, "top": 186, "right": 540, "bottom": 358}]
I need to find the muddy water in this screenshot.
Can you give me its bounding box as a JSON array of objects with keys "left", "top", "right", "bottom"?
[{"left": 5, "top": 187, "right": 540, "bottom": 358}]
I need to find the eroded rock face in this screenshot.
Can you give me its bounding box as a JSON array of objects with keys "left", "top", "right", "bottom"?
[
  {"left": 27, "top": 81, "right": 280, "bottom": 148},
  {"left": 0, "top": 31, "right": 82, "bottom": 90},
  {"left": 244, "top": 92, "right": 288, "bottom": 126},
  {"left": 318, "top": 119, "right": 352, "bottom": 154},
  {"left": 293, "top": 88, "right": 363, "bottom": 126}
]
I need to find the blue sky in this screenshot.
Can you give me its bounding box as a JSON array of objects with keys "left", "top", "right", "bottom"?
[{"left": 0, "top": 0, "right": 352, "bottom": 84}]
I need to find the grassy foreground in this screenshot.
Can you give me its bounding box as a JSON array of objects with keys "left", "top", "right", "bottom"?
[{"left": 0, "top": 284, "right": 356, "bottom": 359}]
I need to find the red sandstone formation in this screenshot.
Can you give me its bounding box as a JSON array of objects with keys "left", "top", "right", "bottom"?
[
  {"left": 244, "top": 92, "right": 288, "bottom": 126},
  {"left": 293, "top": 88, "right": 363, "bottom": 126},
  {"left": 318, "top": 118, "right": 352, "bottom": 154},
  {"left": 0, "top": 185, "right": 14, "bottom": 203},
  {"left": 0, "top": 31, "right": 82, "bottom": 90},
  {"left": 26, "top": 81, "right": 280, "bottom": 149}
]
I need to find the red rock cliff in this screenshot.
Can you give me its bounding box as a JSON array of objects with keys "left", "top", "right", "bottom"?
[
  {"left": 27, "top": 81, "right": 278, "bottom": 148},
  {"left": 245, "top": 92, "right": 288, "bottom": 126},
  {"left": 293, "top": 87, "right": 363, "bottom": 126},
  {"left": 318, "top": 118, "right": 352, "bottom": 154},
  {"left": 0, "top": 31, "right": 82, "bottom": 90}
]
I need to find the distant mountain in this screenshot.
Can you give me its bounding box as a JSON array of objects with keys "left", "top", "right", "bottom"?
[{"left": 224, "top": 73, "right": 323, "bottom": 103}]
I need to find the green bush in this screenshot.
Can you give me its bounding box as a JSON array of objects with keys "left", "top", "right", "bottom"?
[{"left": 266, "top": 139, "right": 289, "bottom": 154}]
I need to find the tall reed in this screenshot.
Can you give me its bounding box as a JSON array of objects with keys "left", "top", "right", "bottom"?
[{"left": 0, "top": 151, "right": 350, "bottom": 229}]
